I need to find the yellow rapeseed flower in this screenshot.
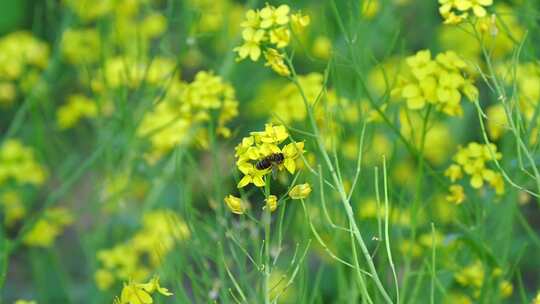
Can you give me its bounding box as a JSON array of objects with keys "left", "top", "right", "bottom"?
[
  {"left": 439, "top": 0, "right": 493, "bottom": 24},
  {"left": 235, "top": 124, "right": 304, "bottom": 189},
  {"left": 455, "top": 260, "right": 484, "bottom": 288},
  {"left": 260, "top": 4, "right": 290, "bottom": 28},
  {"left": 445, "top": 142, "right": 504, "bottom": 196},
  {"left": 392, "top": 50, "right": 478, "bottom": 116},
  {"left": 23, "top": 207, "right": 73, "bottom": 247},
  {"left": 234, "top": 28, "right": 265, "bottom": 61}
]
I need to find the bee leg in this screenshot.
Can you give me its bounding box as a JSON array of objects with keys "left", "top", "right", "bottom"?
[{"left": 272, "top": 166, "right": 278, "bottom": 180}]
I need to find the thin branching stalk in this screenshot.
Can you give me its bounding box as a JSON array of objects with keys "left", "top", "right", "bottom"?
[
  {"left": 383, "top": 157, "right": 400, "bottom": 304},
  {"left": 286, "top": 59, "right": 393, "bottom": 303},
  {"left": 263, "top": 177, "right": 272, "bottom": 304}
]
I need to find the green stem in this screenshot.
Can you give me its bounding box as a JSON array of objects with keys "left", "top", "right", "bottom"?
[
  {"left": 287, "top": 60, "right": 393, "bottom": 303},
  {"left": 263, "top": 176, "right": 272, "bottom": 304}
]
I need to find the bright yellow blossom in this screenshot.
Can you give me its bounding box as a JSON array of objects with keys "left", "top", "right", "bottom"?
[
  {"left": 95, "top": 210, "right": 189, "bottom": 289},
  {"left": 235, "top": 124, "right": 304, "bottom": 188},
  {"left": 533, "top": 291, "right": 540, "bottom": 304},
  {"left": 439, "top": 0, "right": 493, "bottom": 23},
  {"left": 234, "top": 28, "right": 265, "bottom": 61},
  {"left": 291, "top": 12, "right": 310, "bottom": 32},
  {"left": 260, "top": 4, "right": 290, "bottom": 28},
  {"left": 499, "top": 280, "right": 513, "bottom": 298},
  {"left": 269, "top": 27, "right": 290, "bottom": 48}
]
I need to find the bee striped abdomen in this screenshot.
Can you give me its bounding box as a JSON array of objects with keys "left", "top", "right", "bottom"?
[{"left": 256, "top": 153, "right": 284, "bottom": 170}]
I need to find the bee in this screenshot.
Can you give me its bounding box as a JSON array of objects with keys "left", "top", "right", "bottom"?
[{"left": 256, "top": 153, "right": 284, "bottom": 173}]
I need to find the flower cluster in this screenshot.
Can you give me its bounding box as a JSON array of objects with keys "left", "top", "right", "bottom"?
[
  {"left": 0, "top": 139, "right": 47, "bottom": 186},
  {"left": 392, "top": 50, "right": 478, "bottom": 116},
  {"left": 56, "top": 94, "right": 98, "bottom": 129},
  {"left": 0, "top": 31, "right": 49, "bottom": 106},
  {"left": 224, "top": 124, "right": 307, "bottom": 215},
  {"left": 439, "top": 0, "right": 493, "bottom": 24},
  {"left": 114, "top": 277, "right": 172, "bottom": 304},
  {"left": 234, "top": 4, "right": 309, "bottom": 76},
  {"left": 439, "top": 4, "right": 523, "bottom": 62},
  {"left": 95, "top": 210, "right": 190, "bottom": 290},
  {"left": 454, "top": 261, "right": 513, "bottom": 299},
  {"left": 91, "top": 56, "right": 177, "bottom": 91},
  {"left": 61, "top": 28, "right": 101, "bottom": 65},
  {"left": 23, "top": 207, "right": 74, "bottom": 247},
  {"left": 188, "top": 0, "right": 243, "bottom": 34},
  {"left": 1, "top": 191, "right": 25, "bottom": 227},
  {"left": 63, "top": 0, "right": 166, "bottom": 58},
  {"left": 444, "top": 142, "right": 504, "bottom": 203},
  {"left": 234, "top": 124, "right": 304, "bottom": 188},
  {"left": 137, "top": 71, "right": 239, "bottom": 163}
]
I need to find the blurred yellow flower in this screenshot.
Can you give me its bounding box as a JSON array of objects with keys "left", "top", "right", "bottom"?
[
  {"left": 499, "top": 280, "right": 513, "bottom": 298},
  {"left": 14, "top": 300, "right": 37, "bottom": 304},
  {"left": 439, "top": 0, "right": 493, "bottom": 24},
  {"left": 57, "top": 94, "right": 98, "bottom": 129},
  {"left": 455, "top": 260, "right": 484, "bottom": 288},
  {"left": 23, "top": 207, "right": 74, "bottom": 247},
  {"left": 265, "top": 195, "right": 278, "bottom": 212},
  {"left": 446, "top": 184, "right": 465, "bottom": 204},
  {"left": 312, "top": 36, "right": 332, "bottom": 59},
  {"left": 445, "top": 142, "right": 504, "bottom": 195},
  {"left": 61, "top": 28, "right": 101, "bottom": 65},
  {"left": 0, "top": 139, "right": 47, "bottom": 186},
  {"left": 0, "top": 191, "right": 26, "bottom": 227}
]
